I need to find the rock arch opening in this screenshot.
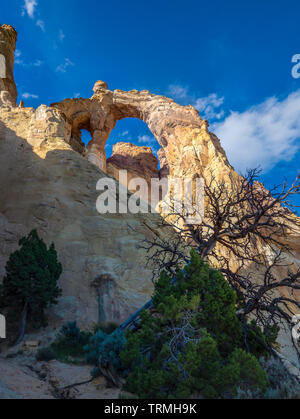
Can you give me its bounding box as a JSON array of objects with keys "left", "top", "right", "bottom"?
[
  {"left": 68, "top": 112, "right": 92, "bottom": 155},
  {"left": 104, "top": 117, "right": 158, "bottom": 159},
  {"left": 81, "top": 129, "right": 93, "bottom": 147},
  {"left": 52, "top": 80, "right": 217, "bottom": 182}
]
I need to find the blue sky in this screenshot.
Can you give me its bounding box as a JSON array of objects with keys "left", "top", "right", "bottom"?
[{"left": 2, "top": 0, "right": 300, "bottom": 207}]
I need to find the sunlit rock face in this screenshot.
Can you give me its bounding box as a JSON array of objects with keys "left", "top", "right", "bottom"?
[
  {"left": 0, "top": 25, "right": 17, "bottom": 107},
  {"left": 52, "top": 80, "right": 234, "bottom": 186}
]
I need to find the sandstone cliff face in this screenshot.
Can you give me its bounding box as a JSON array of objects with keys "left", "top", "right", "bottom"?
[
  {"left": 0, "top": 25, "right": 299, "bottom": 367},
  {"left": 0, "top": 104, "right": 180, "bottom": 327},
  {"left": 0, "top": 27, "right": 182, "bottom": 328},
  {"left": 107, "top": 142, "right": 159, "bottom": 180}
]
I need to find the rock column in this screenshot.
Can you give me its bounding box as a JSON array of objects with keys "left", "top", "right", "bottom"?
[{"left": 0, "top": 25, "right": 17, "bottom": 107}]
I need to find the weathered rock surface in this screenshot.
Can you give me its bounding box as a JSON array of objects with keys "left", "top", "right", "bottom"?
[
  {"left": 0, "top": 25, "right": 18, "bottom": 107},
  {"left": 107, "top": 142, "right": 159, "bottom": 196},
  {"left": 0, "top": 104, "right": 176, "bottom": 328},
  {"left": 107, "top": 142, "right": 159, "bottom": 180},
  {"left": 0, "top": 352, "right": 120, "bottom": 399},
  {"left": 52, "top": 80, "right": 234, "bottom": 187},
  {"left": 0, "top": 358, "right": 53, "bottom": 399}
]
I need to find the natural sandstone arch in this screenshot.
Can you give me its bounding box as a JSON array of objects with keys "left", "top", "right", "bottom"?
[
  {"left": 52, "top": 81, "right": 234, "bottom": 183},
  {"left": 0, "top": 54, "right": 6, "bottom": 79}
]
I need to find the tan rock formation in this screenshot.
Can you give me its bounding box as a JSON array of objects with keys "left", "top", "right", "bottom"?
[
  {"left": 0, "top": 25, "right": 17, "bottom": 107},
  {"left": 52, "top": 81, "right": 234, "bottom": 186},
  {"left": 0, "top": 103, "right": 178, "bottom": 328},
  {"left": 107, "top": 142, "right": 159, "bottom": 194}
]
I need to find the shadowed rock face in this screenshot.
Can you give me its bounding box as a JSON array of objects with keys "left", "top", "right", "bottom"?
[
  {"left": 0, "top": 25, "right": 17, "bottom": 107},
  {"left": 0, "top": 104, "right": 178, "bottom": 328},
  {"left": 107, "top": 142, "right": 159, "bottom": 193}
]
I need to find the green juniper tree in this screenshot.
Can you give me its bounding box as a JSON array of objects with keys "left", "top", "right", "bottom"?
[
  {"left": 120, "top": 251, "right": 270, "bottom": 399},
  {"left": 0, "top": 230, "right": 62, "bottom": 344}
]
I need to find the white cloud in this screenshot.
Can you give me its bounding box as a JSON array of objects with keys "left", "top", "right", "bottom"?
[
  {"left": 167, "top": 84, "right": 189, "bottom": 99},
  {"left": 59, "top": 30, "right": 65, "bottom": 41},
  {"left": 56, "top": 58, "right": 74, "bottom": 73},
  {"left": 194, "top": 93, "right": 225, "bottom": 120},
  {"left": 36, "top": 19, "right": 45, "bottom": 32},
  {"left": 33, "top": 59, "right": 43, "bottom": 67},
  {"left": 114, "top": 130, "right": 131, "bottom": 141},
  {"left": 15, "top": 51, "right": 43, "bottom": 68},
  {"left": 15, "top": 49, "right": 23, "bottom": 65},
  {"left": 167, "top": 84, "right": 224, "bottom": 120},
  {"left": 213, "top": 90, "right": 300, "bottom": 173},
  {"left": 138, "top": 135, "right": 156, "bottom": 144},
  {"left": 23, "top": 0, "right": 38, "bottom": 18},
  {"left": 22, "top": 92, "right": 39, "bottom": 99},
  {"left": 74, "top": 93, "right": 81, "bottom": 98}
]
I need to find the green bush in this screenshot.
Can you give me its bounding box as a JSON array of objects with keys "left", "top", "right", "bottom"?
[
  {"left": 244, "top": 320, "right": 279, "bottom": 359},
  {"left": 84, "top": 329, "right": 126, "bottom": 373},
  {"left": 120, "top": 250, "right": 269, "bottom": 399},
  {"left": 93, "top": 322, "right": 118, "bottom": 335},
  {"left": 263, "top": 357, "right": 300, "bottom": 399},
  {"left": 58, "top": 321, "right": 90, "bottom": 346},
  {"left": 50, "top": 321, "right": 91, "bottom": 363}
]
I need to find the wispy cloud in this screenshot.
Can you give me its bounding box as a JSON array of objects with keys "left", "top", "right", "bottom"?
[
  {"left": 33, "top": 59, "right": 43, "bottom": 67},
  {"left": 119, "top": 131, "right": 130, "bottom": 139},
  {"left": 167, "top": 84, "right": 224, "bottom": 120},
  {"left": 14, "top": 50, "right": 43, "bottom": 67},
  {"left": 213, "top": 90, "right": 300, "bottom": 173},
  {"left": 22, "top": 92, "right": 39, "bottom": 99},
  {"left": 23, "top": 0, "right": 38, "bottom": 18},
  {"left": 74, "top": 93, "right": 81, "bottom": 98},
  {"left": 194, "top": 94, "right": 224, "bottom": 120},
  {"left": 114, "top": 130, "right": 131, "bottom": 141},
  {"left": 15, "top": 49, "right": 23, "bottom": 65},
  {"left": 168, "top": 84, "right": 189, "bottom": 99},
  {"left": 56, "top": 58, "right": 74, "bottom": 73},
  {"left": 138, "top": 135, "right": 156, "bottom": 144},
  {"left": 36, "top": 19, "right": 45, "bottom": 32},
  {"left": 22, "top": 1, "right": 46, "bottom": 34},
  {"left": 59, "top": 30, "right": 65, "bottom": 41}
]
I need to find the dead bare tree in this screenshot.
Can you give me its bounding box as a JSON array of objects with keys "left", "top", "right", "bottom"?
[{"left": 141, "top": 169, "right": 300, "bottom": 346}]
